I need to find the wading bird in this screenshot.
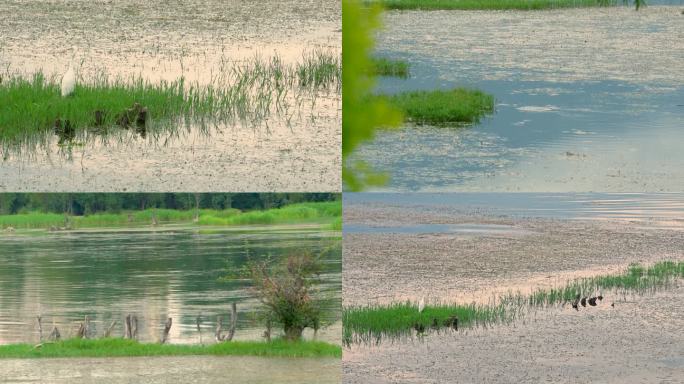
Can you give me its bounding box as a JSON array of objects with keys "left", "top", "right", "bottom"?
[
  {"left": 61, "top": 48, "right": 77, "bottom": 97},
  {"left": 418, "top": 296, "right": 425, "bottom": 313}
]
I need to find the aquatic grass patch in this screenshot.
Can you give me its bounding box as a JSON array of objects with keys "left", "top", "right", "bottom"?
[
  {"left": 371, "top": 57, "right": 410, "bottom": 78},
  {"left": 0, "top": 51, "right": 341, "bottom": 151},
  {"left": 382, "top": 88, "right": 495, "bottom": 125},
  {"left": 343, "top": 301, "right": 511, "bottom": 346},
  {"left": 524, "top": 261, "right": 684, "bottom": 307},
  {"left": 371, "top": 0, "right": 623, "bottom": 10},
  {"left": 343, "top": 261, "right": 684, "bottom": 345},
  {"left": 0, "top": 338, "right": 341, "bottom": 359}
]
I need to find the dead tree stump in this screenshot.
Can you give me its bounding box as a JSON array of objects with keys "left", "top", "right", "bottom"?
[
  {"left": 161, "top": 317, "right": 172, "bottom": 344},
  {"left": 48, "top": 326, "right": 61, "bottom": 341},
  {"left": 104, "top": 320, "right": 117, "bottom": 338},
  {"left": 37, "top": 316, "right": 43, "bottom": 342}
]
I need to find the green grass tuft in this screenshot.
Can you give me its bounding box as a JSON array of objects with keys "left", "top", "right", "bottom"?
[
  {"left": 343, "top": 261, "right": 684, "bottom": 345},
  {"left": 371, "top": 58, "right": 410, "bottom": 78},
  {"left": 371, "top": 0, "right": 622, "bottom": 10},
  {"left": 381, "top": 88, "right": 494, "bottom": 125},
  {"left": 0, "top": 338, "right": 341, "bottom": 359}
]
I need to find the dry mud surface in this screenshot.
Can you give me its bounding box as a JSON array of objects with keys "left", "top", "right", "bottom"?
[
  {"left": 0, "top": 356, "right": 340, "bottom": 384},
  {"left": 343, "top": 203, "right": 684, "bottom": 383}
]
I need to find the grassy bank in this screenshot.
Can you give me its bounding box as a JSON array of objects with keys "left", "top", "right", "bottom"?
[
  {"left": 381, "top": 88, "right": 495, "bottom": 125},
  {"left": 0, "top": 338, "right": 341, "bottom": 359},
  {"left": 343, "top": 261, "right": 684, "bottom": 345},
  {"left": 0, "top": 201, "right": 341, "bottom": 230},
  {"left": 0, "top": 51, "right": 340, "bottom": 148},
  {"left": 371, "top": 58, "right": 410, "bottom": 78},
  {"left": 371, "top": 0, "right": 621, "bottom": 10}
]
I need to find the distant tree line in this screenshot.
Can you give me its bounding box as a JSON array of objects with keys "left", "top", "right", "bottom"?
[{"left": 0, "top": 193, "right": 339, "bottom": 216}]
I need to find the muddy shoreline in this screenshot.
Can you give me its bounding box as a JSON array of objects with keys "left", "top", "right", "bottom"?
[{"left": 343, "top": 202, "right": 684, "bottom": 382}]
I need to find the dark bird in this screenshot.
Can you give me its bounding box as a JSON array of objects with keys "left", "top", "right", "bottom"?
[
  {"left": 571, "top": 294, "right": 580, "bottom": 311},
  {"left": 94, "top": 110, "right": 105, "bottom": 126},
  {"left": 588, "top": 297, "right": 598, "bottom": 306},
  {"left": 444, "top": 315, "right": 459, "bottom": 331},
  {"left": 580, "top": 297, "right": 587, "bottom": 307},
  {"left": 597, "top": 295, "right": 604, "bottom": 301}
]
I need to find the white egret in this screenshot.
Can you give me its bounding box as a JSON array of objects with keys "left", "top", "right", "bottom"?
[
  {"left": 61, "top": 47, "right": 77, "bottom": 97},
  {"left": 418, "top": 296, "right": 425, "bottom": 313}
]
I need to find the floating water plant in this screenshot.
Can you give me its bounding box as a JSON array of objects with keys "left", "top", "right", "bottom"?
[
  {"left": 371, "top": 57, "right": 410, "bottom": 78},
  {"left": 343, "top": 261, "right": 684, "bottom": 345},
  {"left": 381, "top": 88, "right": 495, "bottom": 125}
]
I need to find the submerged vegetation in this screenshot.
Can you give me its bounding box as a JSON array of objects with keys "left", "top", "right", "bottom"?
[
  {"left": 0, "top": 338, "right": 341, "bottom": 359},
  {"left": 0, "top": 201, "right": 341, "bottom": 230},
  {"left": 383, "top": 88, "right": 495, "bottom": 124},
  {"left": 371, "top": 57, "right": 410, "bottom": 78},
  {"left": 370, "top": 0, "right": 643, "bottom": 10},
  {"left": 0, "top": 50, "right": 340, "bottom": 150},
  {"left": 343, "top": 261, "right": 684, "bottom": 345}
]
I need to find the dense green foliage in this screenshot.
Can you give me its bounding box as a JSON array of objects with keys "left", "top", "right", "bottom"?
[
  {"left": 383, "top": 88, "right": 495, "bottom": 125},
  {"left": 0, "top": 193, "right": 338, "bottom": 216},
  {"left": 343, "top": 0, "right": 403, "bottom": 191},
  {"left": 0, "top": 201, "right": 341, "bottom": 229},
  {"left": 371, "top": 0, "right": 636, "bottom": 10},
  {"left": 0, "top": 338, "right": 341, "bottom": 358},
  {"left": 344, "top": 261, "right": 684, "bottom": 345},
  {"left": 371, "top": 58, "right": 410, "bottom": 78}
]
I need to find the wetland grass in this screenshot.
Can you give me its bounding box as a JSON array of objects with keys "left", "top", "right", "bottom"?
[
  {"left": 0, "top": 51, "right": 341, "bottom": 150},
  {"left": 382, "top": 88, "right": 494, "bottom": 125},
  {"left": 371, "top": 0, "right": 622, "bottom": 10},
  {"left": 343, "top": 261, "right": 684, "bottom": 345},
  {"left": 0, "top": 338, "right": 341, "bottom": 359},
  {"left": 371, "top": 57, "right": 410, "bottom": 78}
]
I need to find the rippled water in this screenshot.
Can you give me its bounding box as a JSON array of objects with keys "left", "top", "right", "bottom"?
[
  {"left": 352, "top": 6, "right": 684, "bottom": 192},
  {"left": 345, "top": 192, "right": 684, "bottom": 228},
  {"left": 0, "top": 225, "right": 341, "bottom": 345},
  {"left": 0, "top": 0, "right": 341, "bottom": 191}
]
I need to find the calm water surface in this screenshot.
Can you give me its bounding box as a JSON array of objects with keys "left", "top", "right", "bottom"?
[
  {"left": 0, "top": 225, "right": 341, "bottom": 344},
  {"left": 352, "top": 6, "right": 684, "bottom": 192}
]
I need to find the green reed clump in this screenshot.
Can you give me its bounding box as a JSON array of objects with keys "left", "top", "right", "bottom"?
[
  {"left": 371, "top": 58, "right": 410, "bottom": 78},
  {"left": 525, "top": 261, "right": 684, "bottom": 306},
  {"left": 343, "top": 301, "right": 510, "bottom": 346},
  {"left": 372, "top": 0, "right": 621, "bottom": 10},
  {"left": 0, "top": 73, "right": 189, "bottom": 145},
  {"left": 344, "top": 261, "right": 684, "bottom": 345},
  {"left": 297, "top": 50, "right": 342, "bottom": 89},
  {"left": 381, "top": 88, "right": 494, "bottom": 125},
  {"left": 0, "top": 51, "right": 341, "bottom": 150},
  {"left": 0, "top": 338, "right": 341, "bottom": 359}
]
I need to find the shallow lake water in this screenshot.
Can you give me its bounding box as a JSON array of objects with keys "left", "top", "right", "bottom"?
[
  {"left": 0, "top": 225, "right": 341, "bottom": 345},
  {"left": 0, "top": 0, "right": 341, "bottom": 191},
  {"left": 352, "top": 6, "right": 684, "bottom": 192}
]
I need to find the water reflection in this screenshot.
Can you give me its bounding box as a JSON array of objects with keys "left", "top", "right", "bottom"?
[
  {"left": 344, "top": 192, "right": 684, "bottom": 230},
  {"left": 0, "top": 225, "right": 341, "bottom": 345}
]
